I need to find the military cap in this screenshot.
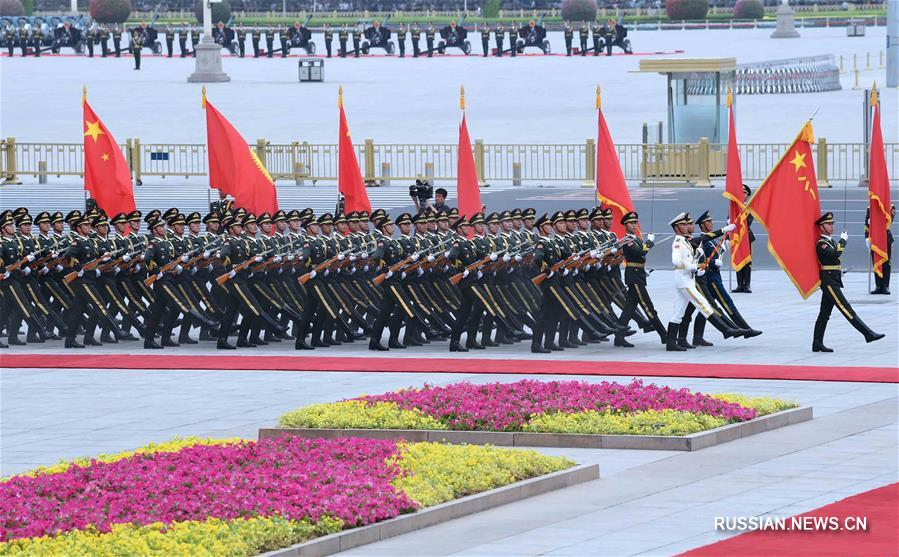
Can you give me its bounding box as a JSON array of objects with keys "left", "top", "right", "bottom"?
[
  {"left": 34, "top": 211, "right": 52, "bottom": 225},
  {"left": 148, "top": 217, "right": 166, "bottom": 229},
  {"left": 376, "top": 215, "right": 394, "bottom": 228},
  {"left": 486, "top": 212, "right": 500, "bottom": 225},
  {"left": 287, "top": 209, "right": 301, "bottom": 221},
  {"left": 695, "top": 210, "right": 712, "bottom": 226},
  {"left": 92, "top": 214, "right": 110, "bottom": 227},
  {"left": 815, "top": 212, "right": 834, "bottom": 226},
  {"left": 620, "top": 211, "right": 639, "bottom": 225},
  {"left": 395, "top": 212, "right": 413, "bottom": 226},
  {"left": 242, "top": 213, "right": 257, "bottom": 226},
  {"left": 522, "top": 208, "right": 537, "bottom": 219},
  {"left": 369, "top": 209, "right": 385, "bottom": 222},
  {"left": 448, "top": 207, "right": 460, "bottom": 218},
  {"left": 65, "top": 210, "right": 83, "bottom": 224},
  {"left": 85, "top": 208, "right": 100, "bottom": 220},
  {"left": 511, "top": 208, "right": 522, "bottom": 219},
  {"left": 225, "top": 215, "right": 243, "bottom": 229},
  {"left": 51, "top": 211, "right": 65, "bottom": 224},
  {"left": 186, "top": 212, "right": 202, "bottom": 225},
  {"left": 299, "top": 213, "right": 315, "bottom": 226},
  {"left": 317, "top": 213, "right": 333, "bottom": 226},
  {"left": 298, "top": 207, "right": 314, "bottom": 218},
  {"left": 162, "top": 207, "right": 179, "bottom": 220},
  {"left": 742, "top": 184, "right": 752, "bottom": 198},
  {"left": 412, "top": 211, "right": 428, "bottom": 224},
  {"left": 589, "top": 207, "right": 603, "bottom": 220},
  {"left": 334, "top": 212, "right": 347, "bottom": 224},
  {"left": 360, "top": 210, "right": 371, "bottom": 219},
  {"left": 669, "top": 212, "right": 692, "bottom": 228},
  {"left": 168, "top": 213, "right": 186, "bottom": 227},
  {"left": 576, "top": 208, "right": 590, "bottom": 220},
  {"left": 500, "top": 210, "right": 513, "bottom": 222},
  {"left": 452, "top": 218, "right": 469, "bottom": 231},
  {"left": 16, "top": 213, "right": 33, "bottom": 226},
  {"left": 468, "top": 213, "right": 485, "bottom": 226},
  {"left": 346, "top": 211, "right": 360, "bottom": 223},
  {"left": 0, "top": 213, "right": 14, "bottom": 228},
  {"left": 257, "top": 212, "right": 273, "bottom": 225},
  {"left": 534, "top": 213, "right": 550, "bottom": 228},
  {"left": 127, "top": 210, "right": 142, "bottom": 222},
  {"left": 13, "top": 207, "right": 29, "bottom": 217},
  {"left": 426, "top": 210, "right": 437, "bottom": 222},
  {"left": 110, "top": 212, "right": 128, "bottom": 226},
  {"left": 550, "top": 211, "right": 566, "bottom": 224},
  {"left": 564, "top": 209, "right": 578, "bottom": 222},
  {"left": 273, "top": 210, "right": 287, "bottom": 223},
  {"left": 601, "top": 207, "right": 614, "bottom": 218},
  {"left": 144, "top": 209, "right": 161, "bottom": 223},
  {"left": 436, "top": 210, "right": 449, "bottom": 222}
]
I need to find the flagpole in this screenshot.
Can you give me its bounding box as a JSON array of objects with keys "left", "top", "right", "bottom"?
[{"left": 595, "top": 85, "right": 600, "bottom": 211}]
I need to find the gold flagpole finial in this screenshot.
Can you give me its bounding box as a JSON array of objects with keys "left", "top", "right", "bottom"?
[
  {"left": 595, "top": 85, "right": 601, "bottom": 110},
  {"left": 726, "top": 84, "right": 733, "bottom": 108},
  {"left": 338, "top": 85, "right": 344, "bottom": 108},
  {"left": 871, "top": 82, "right": 878, "bottom": 106},
  {"left": 82, "top": 84, "right": 87, "bottom": 106},
  {"left": 201, "top": 85, "right": 207, "bottom": 109},
  {"left": 799, "top": 120, "right": 815, "bottom": 144},
  {"left": 460, "top": 85, "right": 465, "bottom": 111}
]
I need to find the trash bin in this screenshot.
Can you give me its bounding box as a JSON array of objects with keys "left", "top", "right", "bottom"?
[
  {"left": 847, "top": 19, "right": 865, "bottom": 37},
  {"left": 298, "top": 58, "right": 324, "bottom": 82}
]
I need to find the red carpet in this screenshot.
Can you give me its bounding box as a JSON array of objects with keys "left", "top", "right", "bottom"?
[
  {"left": 680, "top": 483, "right": 899, "bottom": 556},
  {"left": 1, "top": 49, "right": 684, "bottom": 58},
  {"left": 1, "top": 354, "right": 896, "bottom": 382}
]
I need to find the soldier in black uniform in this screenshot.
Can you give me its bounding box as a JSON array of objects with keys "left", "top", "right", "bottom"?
[
  {"left": 236, "top": 25, "right": 246, "bottom": 57},
  {"left": 564, "top": 21, "right": 574, "bottom": 56},
  {"left": 591, "top": 21, "right": 602, "bottom": 56},
  {"left": 131, "top": 30, "right": 142, "bottom": 70},
  {"left": 352, "top": 25, "right": 362, "bottom": 57},
  {"left": 733, "top": 184, "right": 755, "bottom": 293},
  {"left": 1, "top": 213, "right": 48, "bottom": 346},
  {"left": 112, "top": 24, "right": 122, "bottom": 57},
  {"left": 324, "top": 23, "right": 333, "bottom": 57},
  {"left": 410, "top": 23, "right": 420, "bottom": 57},
  {"left": 191, "top": 27, "right": 200, "bottom": 57},
  {"left": 179, "top": 26, "right": 189, "bottom": 57},
  {"left": 4, "top": 23, "right": 14, "bottom": 57},
  {"left": 164, "top": 25, "right": 174, "bottom": 57},
  {"left": 97, "top": 24, "right": 109, "bottom": 57},
  {"left": 812, "top": 212, "right": 884, "bottom": 352},
  {"left": 480, "top": 24, "right": 490, "bottom": 56},
  {"left": 865, "top": 204, "right": 894, "bottom": 295},
  {"left": 578, "top": 22, "right": 589, "bottom": 56},
  {"left": 424, "top": 22, "right": 435, "bottom": 57},
  {"left": 86, "top": 23, "right": 95, "bottom": 57},
  {"left": 338, "top": 24, "right": 348, "bottom": 57},
  {"left": 250, "top": 26, "right": 260, "bottom": 57},
  {"left": 396, "top": 23, "right": 406, "bottom": 57},
  {"left": 615, "top": 211, "right": 667, "bottom": 347}
]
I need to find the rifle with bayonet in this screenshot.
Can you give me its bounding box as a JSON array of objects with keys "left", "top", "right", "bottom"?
[
  {"left": 145, "top": 242, "right": 212, "bottom": 287},
  {"left": 63, "top": 245, "right": 130, "bottom": 284},
  {"left": 215, "top": 246, "right": 276, "bottom": 286},
  {"left": 297, "top": 246, "right": 357, "bottom": 285}
]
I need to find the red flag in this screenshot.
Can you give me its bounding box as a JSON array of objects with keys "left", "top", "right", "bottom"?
[
  {"left": 722, "top": 90, "right": 751, "bottom": 271},
  {"left": 338, "top": 88, "right": 371, "bottom": 214},
  {"left": 595, "top": 89, "right": 635, "bottom": 237},
  {"left": 746, "top": 121, "right": 822, "bottom": 298},
  {"left": 868, "top": 87, "right": 892, "bottom": 278},
  {"left": 82, "top": 91, "right": 136, "bottom": 217},
  {"left": 204, "top": 91, "right": 278, "bottom": 216},
  {"left": 456, "top": 101, "right": 482, "bottom": 220}
]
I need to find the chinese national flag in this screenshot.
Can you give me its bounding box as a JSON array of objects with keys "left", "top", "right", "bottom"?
[
  {"left": 746, "top": 121, "right": 822, "bottom": 298},
  {"left": 722, "top": 92, "right": 751, "bottom": 271},
  {"left": 457, "top": 112, "right": 482, "bottom": 220},
  {"left": 868, "top": 87, "right": 892, "bottom": 278},
  {"left": 204, "top": 94, "right": 279, "bottom": 216},
  {"left": 338, "top": 88, "right": 372, "bottom": 214},
  {"left": 83, "top": 96, "right": 136, "bottom": 217},
  {"left": 595, "top": 91, "right": 635, "bottom": 237}
]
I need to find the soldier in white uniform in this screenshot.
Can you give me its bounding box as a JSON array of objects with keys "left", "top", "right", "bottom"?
[{"left": 668, "top": 212, "right": 745, "bottom": 352}]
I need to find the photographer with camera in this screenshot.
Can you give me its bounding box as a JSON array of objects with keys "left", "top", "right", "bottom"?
[{"left": 409, "top": 180, "right": 451, "bottom": 213}]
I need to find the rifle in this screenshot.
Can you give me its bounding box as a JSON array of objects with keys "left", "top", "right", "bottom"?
[
  {"left": 215, "top": 247, "right": 275, "bottom": 286},
  {"left": 373, "top": 237, "right": 454, "bottom": 285},
  {"left": 297, "top": 247, "right": 356, "bottom": 285},
  {"left": 145, "top": 243, "right": 211, "bottom": 287},
  {"left": 98, "top": 246, "right": 145, "bottom": 272},
  {"left": 697, "top": 235, "right": 727, "bottom": 272},
  {"left": 531, "top": 239, "right": 621, "bottom": 286},
  {"left": 63, "top": 246, "right": 127, "bottom": 284},
  {"left": 449, "top": 253, "right": 494, "bottom": 286}
]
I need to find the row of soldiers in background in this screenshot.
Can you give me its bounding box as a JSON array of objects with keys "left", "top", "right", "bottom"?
[
  {"left": 2, "top": 19, "right": 164, "bottom": 57},
  {"left": 0, "top": 203, "right": 766, "bottom": 353}
]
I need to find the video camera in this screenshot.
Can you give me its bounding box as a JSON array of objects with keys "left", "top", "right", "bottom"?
[{"left": 409, "top": 179, "right": 433, "bottom": 205}]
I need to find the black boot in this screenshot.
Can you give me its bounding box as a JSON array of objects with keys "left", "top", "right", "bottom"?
[
  {"left": 449, "top": 340, "right": 468, "bottom": 352},
  {"left": 666, "top": 322, "right": 687, "bottom": 351},
  {"left": 613, "top": 333, "right": 634, "bottom": 348},
  {"left": 692, "top": 316, "right": 714, "bottom": 347},
  {"left": 812, "top": 316, "right": 832, "bottom": 352},
  {"left": 530, "top": 329, "right": 550, "bottom": 353}
]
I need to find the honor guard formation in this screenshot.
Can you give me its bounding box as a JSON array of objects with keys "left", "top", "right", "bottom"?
[
  {"left": 2, "top": 16, "right": 633, "bottom": 59},
  {"left": 0, "top": 202, "right": 886, "bottom": 352}
]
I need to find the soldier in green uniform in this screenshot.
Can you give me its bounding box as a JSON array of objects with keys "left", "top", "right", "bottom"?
[
  {"left": 591, "top": 21, "right": 602, "bottom": 56},
  {"left": 410, "top": 23, "right": 420, "bottom": 57},
  {"left": 578, "top": 22, "right": 589, "bottom": 55},
  {"left": 324, "top": 23, "right": 333, "bottom": 57},
  {"left": 352, "top": 25, "right": 362, "bottom": 57},
  {"left": 190, "top": 27, "right": 200, "bottom": 57},
  {"left": 179, "top": 26, "right": 189, "bottom": 57},
  {"left": 112, "top": 24, "right": 122, "bottom": 57},
  {"left": 396, "top": 23, "right": 406, "bottom": 57},
  {"left": 164, "top": 25, "right": 174, "bottom": 57},
  {"left": 338, "top": 24, "right": 348, "bottom": 57},
  {"left": 480, "top": 24, "right": 490, "bottom": 57},
  {"left": 131, "top": 30, "right": 142, "bottom": 70},
  {"left": 5, "top": 23, "right": 14, "bottom": 57},
  {"left": 494, "top": 22, "right": 504, "bottom": 56},
  {"left": 508, "top": 23, "right": 517, "bottom": 57},
  {"left": 563, "top": 21, "right": 574, "bottom": 56},
  {"left": 615, "top": 211, "right": 668, "bottom": 347},
  {"left": 812, "top": 212, "right": 884, "bottom": 352},
  {"left": 236, "top": 25, "right": 246, "bottom": 57},
  {"left": 424, "top": 22, "right": 435, "bottom": 57}
]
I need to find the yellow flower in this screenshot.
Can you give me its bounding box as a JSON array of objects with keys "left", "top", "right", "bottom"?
[
  {"left": 278, "top": 401, "right": 444, "bottom": 430},
  {"left": 712, "top": 394, "right": 798, "bottom": 416}
]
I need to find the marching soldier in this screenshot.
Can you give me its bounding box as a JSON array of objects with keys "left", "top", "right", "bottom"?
[
  {"left": 236, "top": 25, "right": 246, "bottom": 57},
  {"left": 97, "top": 24, "right": 109, "bottom": 57},
  {"left": 324, "top": 23, "right": 333, "bottom": 58},
  {"left": 494, "top": 22, "right": 504, "bottom": 56},
  {"left": 812, "top": 212, "right": 884, "bottom": 352},
  {"left": 250, "top": 27, "right": 260, "bottom": 57},
  {"left": 564, "top": 21, "right": 574, "bottom": 56},
  {"left": 615, "top": 211, "right": 667, "bottom": 347},
  {"left": 179, "top": 26, "right": 190, "bottom": 57}
]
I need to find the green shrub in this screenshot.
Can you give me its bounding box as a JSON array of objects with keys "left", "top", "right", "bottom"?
[
  {"left": 194, "top": 0, "right": 231, "bottom": 25},
  {"left": 733, "top": 0, "right": 764, "bottom": 19},
  {"left": 666, "top": 0, "right": 709, "bottom": 20},
  {"left": 561, "top": 0, "right": 597, "bottom": 23},
  {"left": 0, "top": 0, "right": 25, "bottom": 16},
  {"left": 482, "top": 0, "right": 501, "bottom": 19},
  {"left": 89, "top": 0, "right": 132, "bottom": 23}
]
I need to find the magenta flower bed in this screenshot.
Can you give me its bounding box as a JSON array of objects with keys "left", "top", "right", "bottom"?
[
  {"left": 356, "top": 379, "right": 757, "bottom": 431},
  {"left": 0, "top": 437, "right": 415, "bottom": 542}
]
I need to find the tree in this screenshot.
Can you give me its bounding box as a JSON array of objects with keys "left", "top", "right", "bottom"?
[
  {"left": 733, "top": 0, "right": 764, "bottom": 19},
  {"left": 194, "top": 0, "right": 231, "bottom": 25},
  {"left": 0, "top": 0, "right": 25, "bottom": 16},
  {"left": 561, "top": 0, "right": 597, "bottom": 23},
  {"left": 665, "top": 0, "right": 709, "bottom": 20},
  {"left": 89, "top": 0, "right": 132, "bottom": 23}
]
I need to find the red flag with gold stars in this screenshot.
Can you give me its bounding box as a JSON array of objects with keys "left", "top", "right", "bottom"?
[
  {"left": 722, "top": 89, "right": 751, "bottom": 272},
  {"left": 868, "top": 86, "right": 892, "bottom": 278},
  {"left": 746, "top": 121, "right": 822, "bottom": 298},
  {"left": 82, "top": 93, "right": 136, "bottom": 217}
]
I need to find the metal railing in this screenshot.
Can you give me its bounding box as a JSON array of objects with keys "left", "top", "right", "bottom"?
[{"left": 2, "top": 137, "right": 897, "bottom": 187}]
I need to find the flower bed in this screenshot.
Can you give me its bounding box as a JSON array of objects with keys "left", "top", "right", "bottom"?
[
  {"left": 278, "top": 380, "right": 798, "bottom": 436},
  {"left": 0, "top": 437, "right": 573, "bottom": 555}
]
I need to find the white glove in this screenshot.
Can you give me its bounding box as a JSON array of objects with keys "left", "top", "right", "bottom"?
[
  {"left": 273, "top": 256, "right": 282, "bottom": 263},
  {"left": 865, "top": 238, "right": 871, "bottom": 249},
  {"left": 697, "top": 268, "right": 706, "bottom": 277},
  {"left": 572, "top": 255, "right": 580, "bottom": 261},
  {"left": 288, "top": 255, "right": 296, "bottom": 261},
  {"left": 337, "top": 253, "right": 345, "bottom": 260},
  {"left": 174, "top": 265, "right": 183, "bottom": 273},
  {"left": 134, "top": 264, "right": 141, "bottom": 273},
  {"left": 228, "top": 270, "right": 237, "bottom": 278},
  {"left": 141, "top": 253, "right": 148, "bottom": 261},
  {"left": 417, "top": 268, "right": 424, "bottom": 277},
  {"left": 477, "top": 270, "right": 483, "bottom": 279},
  {"left": 427, "top": 255, "right": 435, "bottom": 262},
  {"left": 384, "top": 270, "right": 392, "bottom": 279},
  {"left": 715, "top": 259, "right": 722, "bottom": 267},
  {"left": 647, "top": 233, "right": 656, "bottom": 243},
  {"left": 156, "top": 272, "right": 163, "bottom": 280},
  {"left": 547, "top": 271, "right": 554, "bottom": 278},
  {"left": 114, "top": 267, "right": 121, "bottom": 275},
  {"left": 2, "top": 271, "right": 10, "bottom": 279},
  {"left": 562, "top": 269, "right": 569, "bottom": 276},
  {"left": 572, "top": 269, "right": 579, "bottom": 276},
  {"left": 26, "top": 254, "right": 35, "bottom": 262},
  {"left": 22, "top": 266, "right": 31, "bottom": 276},
  {"left": 400, "top": 272, "right": 406, "bottom": 279},
  {"left": 444, "top": 251, "right": 451, "bottom": 258},
  {"left": 247, "top": 272, "right": 254, "bottom": 278},
  {"left": 689, "top": 262, "right": 698, "bottom": 272},
  {"left": 51, "top": 251, "right": 58, "bottom": 258},
  {"left": 180, "top": 255, "right": 189, "bottom": 263},
  {"left": 610, "top": 247, "right": 618, "bottom": 254},
  {"left": 360, "top": 251, "right": 368, "bottom": 258},
  {"left": 503, "top": 254, "right": 511, "bottom": 262},
  {"left": 309, "top": 270, "right": 317, "bottom": 279},
  {"left": 54, "top": 265, "right": 63, "bottom": 273},
  {"left": 489, "top": 252, "right": 498, "bottom": 261},
  {"left": 39, "top": 267, "right": 49, "bottom": 275},
  {"left": 123, "top": 254, "right": 131, "bottom": 262},
  {"left": 203, "top": 251, "right": 210, "bottom": 258},
  {"left": 323, "top": 269, "right": 330, "bottom": 277},
  {"left": 462, "top": 269, "right": 470, "bottom": 278},
  {"left": 722, "top": 223, "right": 736, "bottom": 233},
  {"left": 254, "top": 256, "right": 263, "bottom": 262},
  {"left": 95, "top": 268, "right": 101, "bottom": 277},
  {"left": 514, "top": 255, "right": 522, "bottom": 262},
  {"left": 840, "top": 231, "right": 848, "bottom": 242},
  {"left": 190, "top": 267, "right": 197, "bottom": 275},
  {"left": 77, "top": 270, "right": 84, "bottom": 277},
  {"left": 411, "top": 253, "right": 419, "bottom": 262},
  {"left": 363, "top": 265, "right": 370, "bottom": 272}
]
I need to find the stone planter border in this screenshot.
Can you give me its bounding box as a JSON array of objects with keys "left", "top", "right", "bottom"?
[
  {"left": 257, "top": 463, "right": 599, "bottom": 557},
  {"left": 259, "top": 406, "right": 812, "bottom": 451}
]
